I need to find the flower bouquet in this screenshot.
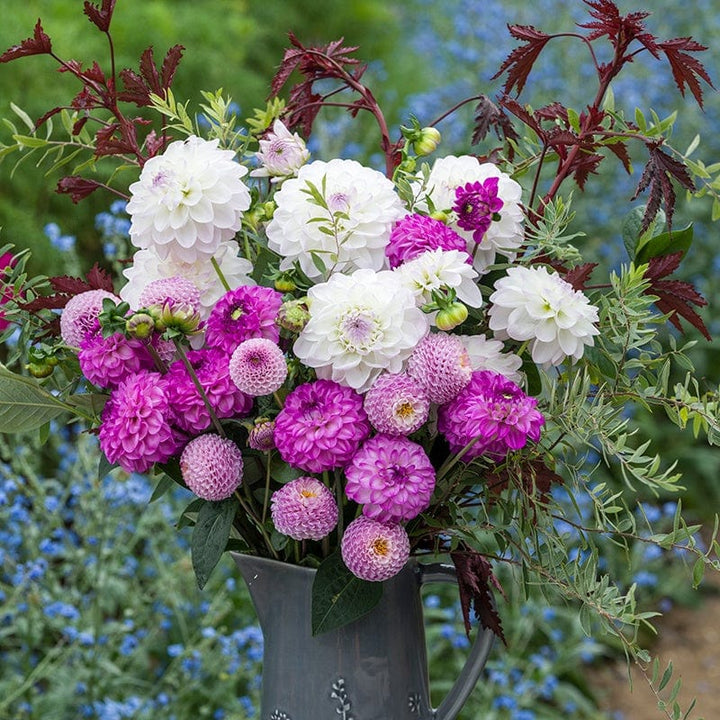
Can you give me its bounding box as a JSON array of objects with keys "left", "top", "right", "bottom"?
[{"left": 1, "top": 0, "right": 719, "bottom": 713}]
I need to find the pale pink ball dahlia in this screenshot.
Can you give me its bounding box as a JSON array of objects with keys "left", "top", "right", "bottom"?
[
  {"left": 271, "top": 476, "right": 338, "bottom": 541},
  {"left": 438, "top": 370, "right": 545, "bottom": 460},
  {"left": 363, "top": 373, "right": 429, "bottom": 436},
  {"left": 180, "top": 433, "right": 243, "bottom": 501},
  {"left": 138, "top": 275, "right": 201, "bottom": 313},
  {"left": 60, "top": 289, "right": 119, "bottom": 348},
  {"left": 79, "top": 330, "right": 155, "bottom": 388},
  {"left": 165, "top": 348, "right": 253, "bottom": 434},
  {"left": 98, "top": 371, "right": 178, "bottom": 473},
  {"left": 229, "top": 338, "right": 287, "bottom": 396},
  {"left": 341, "top": 516, "right": 410, "bottom": 582},
  {"left": 345, "top": 434, "right": 436, "bottom": 523},
  {"left": 406, "top": 332, "right": 473, "bottom": 405},
  {"left": 273, "top": 379, "right": 371, "bottom": 473},
  {"left": 205, "top": 285, "right": 283, "bottom": 354},
  {"left": 386, "top": 214, "right": 467, "bottom": 268}
]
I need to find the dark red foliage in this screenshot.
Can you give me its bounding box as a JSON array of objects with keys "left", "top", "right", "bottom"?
[
  {"left": 492, "top": 24, "right": 551, "bottom": 97},
  {"left": 644, "top": 252, "right": 710, "bottom": 340},
  {"left": 470, "top": 95, "right": 520, "bottom": 157},
  {"left": 564, "top": 262, "right": 598, "bottom": 292},
  {"left": 0, "top": 20, "right": 52, "bottom": 63},
  {"left": 56, "top": 176, "right": 103, "bottom": 203},
  {"left": 656, "top": 37, "right": 715, "bottom": 109},
  {"left": 83, "top": 0, "right": 117, "bottom": 33},
  {"left": 451, "top": 550, "right": 506, "bottom": 644},
  {"left": 118, "top": 45, "right": 185, "bottom": 107}
]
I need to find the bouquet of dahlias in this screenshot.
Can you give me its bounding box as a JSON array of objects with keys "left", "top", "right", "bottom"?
[{"left": 1, "top": 0, "right": 719, "bottom": 678}]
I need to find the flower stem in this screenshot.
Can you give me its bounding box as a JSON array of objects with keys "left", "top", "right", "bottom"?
[{"left": 211, "top": 256, "right": 231, "bottom": 293}]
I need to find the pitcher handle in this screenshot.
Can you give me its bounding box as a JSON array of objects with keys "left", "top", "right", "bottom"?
[{"left": 419, "top": 562, "right": 495, "bottom": 720}]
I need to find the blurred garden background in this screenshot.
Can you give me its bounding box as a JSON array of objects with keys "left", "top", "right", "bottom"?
[{"left": 1, "top": 1, "right": 719, "bottom": 718}]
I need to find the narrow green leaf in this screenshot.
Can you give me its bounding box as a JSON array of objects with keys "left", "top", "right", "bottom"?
[
  {"left": 177, "top": 498, "right": 205, "bottom": 530},
  {"left": 10, "top": 103, "right": 35, "bottom": 132},
  {"left": 191, "top": 496, "right": 239, "bottom": 589},
  {"left": 692, "top": 556, "right": 705, "bottom": 589},
  {"left": 150, "top": 474, "right": 176, "bottom": 503},
  {"left": 311, "top": 551, "right": 383, "bottom": 635},
  {"left": 12, "top": 135, "right": 48, "bottom": 149},
  {"left": 658, "top": 661, "right": 674, "bottom": 691}
]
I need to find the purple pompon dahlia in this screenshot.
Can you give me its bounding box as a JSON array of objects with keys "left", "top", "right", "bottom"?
[
  {"left": 437, "top": 370, "right": 545, "bottom": 460},
  {"left": 98, "top": 371, "right": 178, "bottom": 473},
  {"left": 363, "top": 373, "right": 429, "bottom": 436},
  {"left": 248, "top": 419, "right": 275, "bottom": 452},
  {"left": 452, "top": 177, "right": 504, "bottom": 244},
  {"left": 271, "top": 476, "right": 338, "bottom": 541},
  {"left": 138, "top": 275, "right": 202, "bottom": 313},
  {"left": 274, "top": 379, "right": 371, "bottom": 473},
  {"left": 60, "top": 289, "right": 119, "bottom": 348},
  {"left": 406, "top": 332, "right": 473, "bottom": 405},
  {"left": 79, "top": 329, "right": 155, "bottom": 388},
  {"left": 180, "top": 433, "right": 243, "bottom": 501},
  {"left": 165, "top": 348, "right": 253, "bottom": 434},
  {"left": 229, "top": 338, "right": 288, "bottom": 396},
  {"left": 345, "top": 434, "right": 436, "bottom": 523},
  {"left": 205, "top": 285, "right": 283, "bottom": 354},
  {"left": 341, "top": 516, "right": 410, "bottom": 582},
  {"left": 386, "top": 214, "right": 467, "bottom": 269}
]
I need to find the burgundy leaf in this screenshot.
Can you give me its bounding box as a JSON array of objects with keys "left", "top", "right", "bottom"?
[
  {"left": 118, "top": 68, "right": 152, "bottom": 106},
  {"left": 564, "top": 262, "right": 598, "bottom": 291},
  {"left": 35, "top": 106, "right": 65, "bottom": 130},
  {"left": 71, "top": 86, "right": 100, "bottom": 112},
  {"left": 471, "top": 95, "right": 520, "bottom": 153},
  {"left": 56, "top": 176, "right": 102, "bottom": 203},
  {"left": 85, "top": 263, "right": 116, "bottom": 292},
  {"left": 492, "top": 24, "right": 551, "bottom": 96},
  {"left": 83, "top": 0, "right": 117, "bottom": 32},
  {"left": 605, "top": 139, "right": 632, "bottom": 174},
  {"left": 160, "top": 44, "right": 184, "bottom": 91},
  {"left": 451, "top": 550, "right": 506, "bottom": 644},
  {"left": 579, "top": 1, "right": 658, "bottom": 57},
  {"left": 72, "top": 116, "right": 90, "bottom": 136},
  {"left": 139, "top": 46, "right": 163, "bottom": 96},
  {"left": 657, "top": 37, "right": 714, "bottom": 109},
  {"left": 0, "top": 19, "right": 52, "bottom": 63},
  {"left": 499, "top": 97, "right": 544, "bottom": 137}
]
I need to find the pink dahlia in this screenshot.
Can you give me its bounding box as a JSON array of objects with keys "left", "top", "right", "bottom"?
[
  {"left": 452, "top": 178, "right": 504, "bottom": 244},
  {"left": 345, "top": 434, "right": 436, "bottom": 523},
  {"left": 270, "top": 477, "right": 338, "bottom": 541},
  {"left": 98, "top": 371, "right": 178, "bottom": 473},
  {"left": 79, "top": 329, "right": 155, "bottom": 388},
  {"left": 341, "top": 516, "right": 410, "bottom": 582},
  {"left": 274, "top": 379, "right": 371, "bottom": 473},
  {"left": 180, "top": 434, "right": 243, "bottom": 501},
  {"left": 165, "top": 348, "right": 253, "bottom": 434},
  {"left": 60, "top": 289, "right": 119, "bottom": 348},
  {"left": 229, "top": 338, "right": 287, "bottom": 396},
  {"left": 386, "top": 214, "right": 467, "bottom": 269},
  {"left": 138, "top": 275, "right": 201, "bottom": 313},
  {"left": 406, "top": 332, "right": 473, "bottom": 404},
  {"left": 205, "top": 285, "right": 283, "bottom": 354},
  {"left": 437, "top": 370, "right": 545, "bottom": 460},
  {"left": 363, "top": 373, "right": 430, "bottom": 436},
  {"left": 248, "top": 419, "right": 275, "bottom": 452}
]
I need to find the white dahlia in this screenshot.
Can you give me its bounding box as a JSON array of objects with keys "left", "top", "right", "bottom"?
[
  {"left": 294, "top": 268, "right": 429, "bottom": 392},
  {"left": 126, "top": 136, "right": 251, "bottom": 263},
  {"left": 394, "top": 248, "right": 483, "bottom": 308},
  {"left": 488, "top": 265, "right": 600, "bottom": 366},
  {"left": 416, "top": 155, "right": 525, "bottom": 272},
  {"left": 250, "top": 119, "right": 310, "bottom": 183},
  {"left": 120, "top": 240, "right": 254, "bottom": 320},
  {"left": 266, "top": 159, "right": 405, "bottom": 280},
  {"left": 457, "top": 333, "right": 523, "bottom": 383}
]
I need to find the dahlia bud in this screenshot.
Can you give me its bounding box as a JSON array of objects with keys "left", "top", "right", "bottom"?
[
  {"left": 274, "top": 274, "right": 297, "bottom": 293},
  {"left": 435, "top": 302, "right": 468, "bottom": 331},
  {"left": 248, "top": 418, "right": 276, "bottom": 452},
  {"left": 250, "top": 119, "right": 311, "bottom": 183},
  {"left": 126, "top": 312, "right": 155, "bottom": 340},
  {"left": 429, "top": 209, "right": 450, "bottom": 224},
  {"left": 159, "top": 302, "right": 201, "bottom": 335},
  {"left": 276, "top": 298, "right": 310, "bottom": 333},
  {"left": 413, "top": 126, "right": 441, "bottom": 156}
]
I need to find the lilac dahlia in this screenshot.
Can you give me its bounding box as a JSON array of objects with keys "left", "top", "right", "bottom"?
[
  {"left": 138, "top": 275, "right": 201, "bottom": 313},
  {"left": 345, "top": 434, "right": 436, "bottom": 523},
  {"left": 60, "top": 289, "right": 119, "bottom": 348},
  {"left": 341, "top": 516, "right": 410, "bottom": 582},
  {"left": 205, "top": 285, "right": 283, "bottom": 354},
  {"left": 386, "top": 214, "right": 467, "bottom": 268},
  {"left": 437, "top": 370, "right": 545, "bottom": 460},
  {"left": 229, "top": 338, "right": 287, "bottom": 396},
  {"left": 271, "top": 477, "right": 338, "bottom": 541},
  {"left": 98, "top": 371, "right": 178, "bottom": 473},
  {"left": 363, "top": 373, "right": 429, "bottom": 436},
  {"left": 180, "top": 433, "right": 243, "bottom": 501},
  {"left": 273, "top": 379, "right": 371, "bottom": 473}
]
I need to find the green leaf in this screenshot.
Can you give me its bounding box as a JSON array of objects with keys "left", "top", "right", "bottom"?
[
  {"left": 177, "top": 498, "right": 205, "bottom": 530},
  {"left": 12, "top": 134, "right": 48, "bottom": 149},
  {"left": 0, "top": 364, "right": 73, "bottom": 433},
  {"left": 311, "top": 551, "right": 383, "bottom": 635},
  {"left": 270, "top": 455, "right": 305, "bottom": 484},
  {"left": 191, "top": 496, "right": 239, "bottom": 589},
  {"left": 521, "top": 353, "right": 542, "bottom": 396},
  {"left": 622, "top": 205, "right": 665, "bottom": 260},
  {"left": 150, "top": 474, "right": 176, "bottom": 503},
  {"left": 692, "top": 556, "right": 705, "bottom": 589},
  {"left": 635, "top": 224, "right": 693, "bottom": 265}
]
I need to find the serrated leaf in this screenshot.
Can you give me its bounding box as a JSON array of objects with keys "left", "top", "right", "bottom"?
[
  {"left": 0, "top": 364, "right": 73, "bottom": 432},
  {"left": 311, "top": 551, "right": 382, "bottom": 635},
  {"left": 191, "top": 496, "right": 239, "bottom": 589}
]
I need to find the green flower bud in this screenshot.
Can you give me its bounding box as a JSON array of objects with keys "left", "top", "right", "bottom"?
[
  {"left": 430, "top": 210, "right": 450, "bottom": 224},
  {"left": 413, "top": 126, "right": 441, "bottom": 156},
  {"left": 126, "top": 312, "right": 156, "bottom": 340},
  {"left": 160, "top": 302, "right": 201, "bottom": 335},
  {"left": 435, "top": 302, "right": 468, "bottom": 331},
  {"left": 276, "top": 298, "right": 310, "bottom": 333},
  {"left": 274, "top": 274, "right": 297, "bottom": 293}
]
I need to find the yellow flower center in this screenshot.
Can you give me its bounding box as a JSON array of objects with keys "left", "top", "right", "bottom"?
[
  {"left": 371, "top": 538, "right": 389, "bottom": 556},
  {"left": 395, "top": 402, "right": 415, "bottom": 419}
]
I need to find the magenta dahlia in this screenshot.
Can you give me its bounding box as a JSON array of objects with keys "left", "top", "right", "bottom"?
[
  {"left": 363, "top": 373, "right": 429, "bottom": 436},
  {"left": 452, "top": 177, "right": 504, "bottom": 244},
  {"left": 385, "top": 214, "right": 467, "bottom": 268},
  {"left": 205, "top": 285, "right": 283, "bottom": 353},
  {"left": 271, "top": 477, "right": 338, "bottom": 541},
  {"left": 341, "top": 516, "right": 410, "bottom": 582},
  {"left": 165, "top": 348, "right": 253, "bottom": 434},
  {"left": 406, "top": 332, "right": 473, "bottom": 404},
  {"left": 229, "top": 338, "right": 288, "bottom": 396},
  {"left": 345, "top": 434, "right": 436, "bottom": 523},
  {"left": 180, "top": 433, "right": 243, "bottom": 501},
  {"left": 98, "top": 371, "right": 178, "bottom": 473},
  {"left": 437, "top": 370, "right": 545, "bottom": 460},
  {"left": 79, "top": 330, "right": 155, "bottom": 388},
  {"left": 273, "top": 379, "right": 371, "bottom": 473}
]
